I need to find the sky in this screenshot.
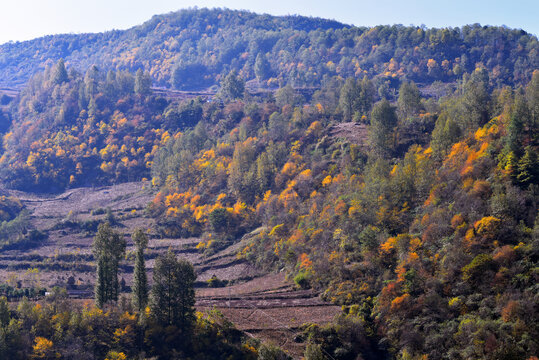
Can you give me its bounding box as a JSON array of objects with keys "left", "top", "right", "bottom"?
[{"left": 0, "top": 0, "right": 537, "bottom": 45}]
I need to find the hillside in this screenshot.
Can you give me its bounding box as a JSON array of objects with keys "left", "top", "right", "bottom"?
[
  {"left": 0, "top": 8, "right": 538, "bottom": 90},
  {"left": 0, "top": 7, "right": 537, "bottom": 360}
]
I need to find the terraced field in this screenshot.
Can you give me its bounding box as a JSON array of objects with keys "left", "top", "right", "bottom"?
[{"left": 0, "top": 182, "right": 340, "bottom": 358}]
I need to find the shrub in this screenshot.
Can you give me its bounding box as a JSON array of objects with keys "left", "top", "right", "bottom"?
[{"left": 294, "top": 271, "right": 311, "bottom": 289}]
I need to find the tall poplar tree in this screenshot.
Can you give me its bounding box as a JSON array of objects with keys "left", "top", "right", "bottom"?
[
  {"left": 131, "top": 228, "right": 149, "bottom": 312},
  {"left": 94, "top": 222, "right": 126, "bottom": 308}
]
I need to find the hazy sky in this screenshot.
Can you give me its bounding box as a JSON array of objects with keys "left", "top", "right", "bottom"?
[{"left": 0, "top": 0, "right": 537, "bottom": 45}]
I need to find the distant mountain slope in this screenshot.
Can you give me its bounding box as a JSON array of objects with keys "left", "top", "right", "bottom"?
[
  {"left": 0, "top": 8, "right": 538, "bottom": 89},
  {"left": 0, "top": 8, "right": 347, "bottom": 88}
]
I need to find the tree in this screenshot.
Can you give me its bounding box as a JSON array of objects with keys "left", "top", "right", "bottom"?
[
  {"left": 258, "top": 343, "right": 291, "bottom": 360},
  {"left": 256, "top": 151, "right": 274, "bottom": 190},
  {"left": 134, "top": 69, "right": 152, "bottom": 96},
  {"left": 0, "top": 296, "right": 9, "bottom": 327},
  {"left": 220, "top": 70, "right": 245, "bottom": 100},
  {"left": 171, "top": 63, "right": 209, "bottom": 90},
  {"left": 462, "top": 68, "right": 490, "bottom": 129},
  {"left": 516, "top": 146, "right": 539, "bottom": 187},
  {"left": 357, "top": 76, "right": 376, "bottom": 118},
  {"left": 339, "top": 77, "right": 375, "bottom": 121},
  {"left": 397, "top": 81, "right": 422, "bottom": 119},
  {"left": 208, "top": 208, "right": 231, "bottom": 234},
  {"left": 52, "top": 59, "right": 68, "bottom": 85},
  {"left": 150, "top": 250, "right": 196, "bottom": 328},
  {"left": 84, "top": 65, "right": 100, "bottom": 98},
  {"left": 505, "top": 92, "right": 528, "bottom": 157},
  {"left": 526, "top": 70, "right": 539, "bottom": 131},
  {"left": 275, "top": 84, "right": 304, "bottom": 108},
  {"left": 131, "top": 228, "right": 149, "bottom": 312},
  {"left": 431, "top": 110, "right": 461, "bottom": 160},
  {"left": 94, "top": 222, "right": 126, "bottom": 308},
  {"left": 254, "top": 52, "right": 271, "bottom": 81},
  {"left": 304, "top": 343, "right": 325, "bottom": 360},
  {"left": 369, "top": 99, "right": 398, "bottom": 158},
  {"left": 227, "top": 138, "right": 258, "bottom": 202},
  {"left": 339, "top": 77, "right": 359, "bottom": 121}
]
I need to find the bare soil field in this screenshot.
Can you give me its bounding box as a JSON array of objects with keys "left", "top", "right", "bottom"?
[
  {"left": 0, "top": 182, "right": 339, "bottom": 358},
  {"left": 330, "top": 122, "right": 369, "bottom": 148}
]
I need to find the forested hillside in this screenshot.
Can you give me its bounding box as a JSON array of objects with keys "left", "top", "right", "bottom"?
[
  {"left": 0, "top": 8, "right": 538, "bottom": 89},
  {"left": 0, "top": 7, "right": 537, "bottom": 360},
  {"left": 147, "top": 68, "right": 539, "bottom": 359}
]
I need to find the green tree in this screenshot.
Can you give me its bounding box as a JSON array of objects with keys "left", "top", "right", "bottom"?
[
  {"left": 150, "top": 250, "right": 196, "bottom": 328},
  {"left": 227, "top": 139, "right": 258, "bottom": 202},
  {"left": 369, "top": 99, "right": 398, "bottom": 158},
  {"left": 505, "top": 92, "right": 528, "bottom": 157},
  {"left": 304, "top": 343, "right": 326, "bottom": 360},
  {"left": 357, "top": 76, "right": 376, "bottom": 118},
  {"left": 275, "top": 84, "right": 304, "bottom": 108},
  {"left": 256, "top": 151, "right": 274, "bottom": 191},
  {"left": 258, "top": 343, "right": 292, "bottom": 360},
  {"left": 516, "top": 146, "right": 539, "bottom": 187},
  {"left": 254, "top": 52, "right": 271, "bottom": 81},
  {"left": 209, "top": 208, "right": 231, "bottom": 234},
  {"left": 339, "top": 77, "right": 359, "bottom": 121},
  {"left": 52, "top": 59, "right": 68, "bottom": 85},
  {"left": 93, "top": 222, "right": 126, "bottom": 308},
  {"left": 397, "top": 81, "right": 422, "bottom": 119},
  {"left": 84, "top": 65, "right": 100, "bottom": 98},
  {"left": 220, "top": 70, "right": 245, "bottom": 100},
  {"left": 131, "top": 228, "right": 149, "bottom": 312},
  {"left": 339, "top": 77, "right": 375, "bottom": 121},
  {"left": 462, "top": 68, "right": 491, "bottom": 129},
  {"left": 526, "top": 70, "right": 539, "bottom": 142},
  {"left": 431, "top": 110, "right": 461, "bottom": 160},
  {"left": 0, "top": 296, "right": 9, "bottom": 327},
  {"left": 134, "top": 68, "right": 152, "bottom": 96}
]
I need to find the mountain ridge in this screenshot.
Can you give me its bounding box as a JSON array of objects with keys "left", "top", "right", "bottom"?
[{"left": 0, "top": 7, "right": 537, "bottom": 90}]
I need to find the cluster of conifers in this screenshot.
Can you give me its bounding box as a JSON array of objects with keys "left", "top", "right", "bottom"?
[{"left": 93, "top": 222, "right": 196, "bottom": 327}]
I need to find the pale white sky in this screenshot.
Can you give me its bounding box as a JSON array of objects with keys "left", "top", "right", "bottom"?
[{"left": 0, "top": 0, "right": 537, "bottom": 45}]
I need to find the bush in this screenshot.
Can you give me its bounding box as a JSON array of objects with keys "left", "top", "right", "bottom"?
[
  {"left": 206, "top": 275, "right": 227, "bottom": 288},
  {"left": 294, "top": 271, "right": 311, "bottom": 289},
  {"left": 462, "top": 254, "right": 496, "bottom": 283}
]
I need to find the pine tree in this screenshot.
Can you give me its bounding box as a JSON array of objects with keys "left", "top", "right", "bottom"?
[
  {"left": 369, "top": 99, "right": 398, "bottom": 158},
  {"left": 52, "top": 59, "right": 68, "bottom": 85},
  {"left": 150, "top": 250, "right": 196, "bottom": 328},
  {"left": 131, "top": 228, "right": 149, "bottom": 312},
  {"left": 94, "top": 222, "right": 126, "bottom": 308},
  {"left": 517, "top": 146, "right": 539, "bottom": 187}
]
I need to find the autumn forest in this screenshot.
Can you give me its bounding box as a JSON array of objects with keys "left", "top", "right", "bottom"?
[{"left": 0, "top": 7, "right": 536, "bottom": 360}]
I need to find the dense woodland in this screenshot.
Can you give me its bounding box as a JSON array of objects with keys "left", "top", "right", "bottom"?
[
  {"left": 0, "top": 8, "right": 538, "bottom": 89},
  {"left": 0, "top": 8, "right": 537, "bottom": 360}
]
